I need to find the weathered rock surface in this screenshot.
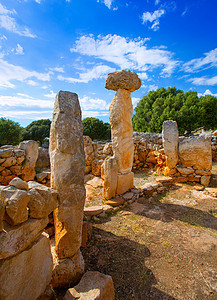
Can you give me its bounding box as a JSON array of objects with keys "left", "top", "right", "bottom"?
[
  {"left": 64, "top": 271, "right": 115, "bottom": 300},
  {"left": 162, "top": 120, "right": 179, "bottom": 169},
  {"left": 84, "top": 206, "right": 103, "bottom": 216},
  {"left": 0, "top": 199, "right": 5, "bottom": 231},
  {"left": 51, "top": 249, "right": 85, "bottom": 288},
  {"left": 103, "top": 157, "right": 118, "bottom": 200},
  {"left": 105, "top": 70, "right": 141, "bottom": 92},
  {"left": 109, "top": 89, "right": 134, "bottom": 174},
  {"left": 0, "top": 217, "right": 48, "bottom": 259},
  {"left": 179, "top": 136, "right": 212, "bottom": 170},
  {"left": 49, "top": 91, "right": 86, "bottom": 259},
  {"left": 9, "top": 177, "right": 29, "bottom": 191},
  {"left": 0, "top": 186, "right": 30, "bottom": 225},
  {"left": 19, "top": 140, "right": 39, "bottom": 181},
  {"left": 0, "top": 233, "right": 53, "bottom": 300},
  {"left": 28, "top": 181, "right": 58, "bottom": 218},
  {"left": 201, "top": 175, "right": 211, "bottom": 186},
  {"left": 36, "top": 147, "right": 50, "bottom": 168},
  {"left": 176, "top": 166, "right": 194, "bottom": 175},
  {"left": 116, "top": 172, "right": 134, "bottom": 195}
]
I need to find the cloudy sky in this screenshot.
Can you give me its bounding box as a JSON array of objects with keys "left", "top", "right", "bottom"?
[{"left": 0, "top": 0, "right": 217, "bottom": 126}]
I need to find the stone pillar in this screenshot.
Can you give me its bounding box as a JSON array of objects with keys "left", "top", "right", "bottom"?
[
  {"left": 49, "top": 91, "right": 86, "bottom": 259},
  {"left": 19, "top": 140, "right": 39, "bottom": 181},
  {"left": 162, "top": 120, "right": 179, "bottom": 169},
  {"left": 103, "top": 70, "right": 141, "bottom": 198}
]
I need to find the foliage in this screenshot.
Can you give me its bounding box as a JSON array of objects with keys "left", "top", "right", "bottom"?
[
  {"left": 82, "top": 117, "right": 111, "bottom": 140},
  {"left": 0, "top": 118, "right": 23, "bottom": 146},
  {"left": 22, "top": 119, "right": 51, "bottom": 144},
  {"left": 132, "top": 87, "right": 217, "bottom": 134}
]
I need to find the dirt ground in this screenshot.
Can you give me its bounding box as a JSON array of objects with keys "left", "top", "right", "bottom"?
[{"left": 81, "top": 168, "right": 217, "bottom": 300}]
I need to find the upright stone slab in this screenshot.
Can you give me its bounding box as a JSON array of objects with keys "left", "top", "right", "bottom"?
[
  {"left": 162, "top": 120, "right": 179, "bottom": 169},
  {"left": 104, "top": 70, "right": 141, "bottom": 198},
  {"left": 49, "top": 91, "right": 86, "bottom": 259},
  {"left": 19, "top": 140, "right": 39, "bottom": 181}
]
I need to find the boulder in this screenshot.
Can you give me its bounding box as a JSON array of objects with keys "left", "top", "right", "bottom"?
[
  {"left": 176, "top": 166, "right": 194, "bottom": 176},
  {"left": 64, "top": 271, "right": 115, "bottom": 300},
  {"left": 0, "top": 217, "right": 48, "bottom": 259},
  {"left": 84, "top": 206, "right": 103, "bottom": 216},
  {"left": 28, "top": 182, "right": 58, "bottom": 218},
  {"left": 19, "top": 140, "right": 39, "bottom": 181},
  {"left": 49, "top": 91, "right": 86, "bottom": 259},
  {"left": 178, "top": 136, "right": 212, "bottom": 170},
  {"left": 36, "top": 147, "right": 50, "bottom": 168},
  {"left": 162, "top": 120, "right": 179, "bottom": 169},
  {"left": 0, "top": 186, "right": 30, "bottom": 226},
  {"left": 0, "top": 233, "right": 53, "bottom": 300},
  {"left": 51, "top": 249, "right": 85, "bottom": 288},
  {"left": 9, "top": 177, "right": 29, "bottom": 191},
  {"left": 105, "top": 70, "right": 141, "bottom": 92}
]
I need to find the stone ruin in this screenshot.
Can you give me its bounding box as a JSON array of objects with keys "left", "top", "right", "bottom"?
[
  {"left": 103, "top": 70, "right": 141, "bottom": 199},
  {"left": 0, "top": 71, "right": 216, "bottom": 300},
  {"left": 0, "top": 90, "right": 115, "bottom": 300},
  {"left": 162, "top": 120, "right": 212, "bottom": 185}
]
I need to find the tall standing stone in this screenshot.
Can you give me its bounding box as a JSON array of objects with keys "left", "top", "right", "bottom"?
[
  {"left": 104, "top": 71, "right": 141, "bottom": 198},
  {"left": 49, "top": 91, "right": 86, "bottom": 259},
  {"left": 162, "top": 120, "right": 179, "bottom": 169}
]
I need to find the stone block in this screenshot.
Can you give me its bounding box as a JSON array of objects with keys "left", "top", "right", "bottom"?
[
  {"left": 116, "top": 172, "right": 134, "bottom": 195},
  {"left": 105, "top": 70, "right": 141, "bottom": 92},
  {"left": 9, "top": 177, "right": 29, "bottom": 191},
  {"left": 0, "top": 233, "right": 53, "bottom": 300},
  {"left": 64, "top": 271, "right": 115, "bottom": 300},
  {"left": 103, "top": 156, "right": 118, "bottom": 200}
]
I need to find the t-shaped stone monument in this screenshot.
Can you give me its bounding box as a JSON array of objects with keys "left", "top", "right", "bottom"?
[{"left": 103, "top": 70, "right": 141, "bottom": 199}]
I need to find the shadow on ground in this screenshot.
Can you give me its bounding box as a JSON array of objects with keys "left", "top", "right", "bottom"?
[{"left": 81, "top": 227, "right": 176, "bottom": 300}]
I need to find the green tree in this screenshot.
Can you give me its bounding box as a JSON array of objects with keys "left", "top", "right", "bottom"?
[
  {"left": 133, "top": 87, "right": 217, "bottom": 134},
  {"left": 22, "top": 119, "right": 51, "bottom": 145},
  {"left": 0, "top": 118, "right": 22, "bottom": 146},
  {"left": 82, "top": 117, "right": 111, "bottom": 140}
]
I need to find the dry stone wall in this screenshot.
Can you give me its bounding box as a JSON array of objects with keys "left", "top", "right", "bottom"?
[{"left": 0, "top": 177, "right": 58, "bottom": 300}]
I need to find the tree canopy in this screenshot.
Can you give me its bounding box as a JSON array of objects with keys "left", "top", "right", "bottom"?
[
  {"left": 0, "top": 118, "right": 22, "bottom": 146},
  {"left": 132, "top": 87, "right": 217, "bottom": 134},
  {"left": 22, "top": 119, "right": 51, "bottom": 145},
  {"left": 82, "top": 117, "right": 111, "bottom": 141}
]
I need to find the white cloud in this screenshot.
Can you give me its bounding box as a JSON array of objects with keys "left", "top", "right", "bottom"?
[
  {"left": 141, "top": 9, "right": 165, "bottom": 31},
  {"left": 58, "top": 64, "right": 115, "bottom": 83},
  {"left": 132, "top": 97, "right": 140, "bottom": 108},
  {"left": 49, "top": 67, "right": 64, "bottom": 73},
  {"left": 70, "top": 34, "right": 178, "bottom": 76},
  {"left": 0, "top": 110, "right": 52, "bottom": 120},
  {"left": 26, "top": 80, "right": 38, "bottom": 86},
  {"left": 183, "top": 48, "right": 217, "bottom": 73},
  {"left": 97, "top": 0, "right": 113, "bottom": 9},
  {"left": 82, "top": 110, "right": 109, "bottom": 118},
  {"left": 0, "top": 95, "right": 54, "bottom": 108},
  {"left": 198, "top": 89, "right": 217, "bottom": 98},
  {"left": 189, "top": 75, "right": 217, "bottom": 86},
  {"left": 137, "top": 72, "right": 148, "bottom": 80},
  {"left": 80, "top": 96, "right": 109, "bottom": 111},
  {"left": 155, "top": 0, "right": 160, "bottom": 5},
  {"left": 15, "top": 44, "right": 24, "bottom": 55},
  {"left": 0, "top": 59, "right": 50, "bottom": 88},
  {"left": 44, "top": 90, "right": 57, "bottom": 98},
  {"left": 0, "top": 4, "right": 36, "bottom": 38}
]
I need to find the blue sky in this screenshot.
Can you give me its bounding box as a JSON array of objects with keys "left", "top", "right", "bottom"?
[{"left": 0, "top": 0, "right": 217, "bottom": 127}]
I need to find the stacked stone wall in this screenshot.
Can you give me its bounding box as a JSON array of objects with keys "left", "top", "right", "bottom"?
[{"left": 0, "top": 177, "right": 58, "bottom": 299}]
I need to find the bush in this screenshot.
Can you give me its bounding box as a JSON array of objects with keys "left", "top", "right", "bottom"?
[{"left": 0, "top": 118, "right": 22, "bottom": 146}]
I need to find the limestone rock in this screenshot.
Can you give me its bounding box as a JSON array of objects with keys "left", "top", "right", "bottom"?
[
  {"left": 84, "top": 206, "right": 103, "bottom": 216},
  {"left": 51, "top": 249, "right": 85, "bottom": 288},
  {"left": 201, "top": 175, "right": 211, "bottom": 186},
  {"left": 105, "top": 197, "right": 124, "bottom": 207},
  {"left": 64, "top": 271, "right": 115, "bottom": 300},
  {"left": 28, "top": 181, "right": 58, "bottom": 218},
  {"left": 0, "top": 217, "right": 48, "bottom": 259},
  {"left": 37, "top": 285, "right": 54, "bottom": 300},
  {"left": 116, "top": 172, "right": 134, "bottom": 195},
  {"left": 49, "top": 91, "right": 86, "bottom": 259},
  {"left": 36, "top": 147, "right": 50, "bottom": 168},
  {"left": 179, "top": 136, "right": 212, "bottom": 170},
  {"left": 9, "top": 177, "right": 29, "bottom": 191},
  {"left": 0, "top": 199, "right": 5, "bottom": 231},
  {"left": 195, "top": 169, "right": 212, "bottom": 176},
  {"left": 162, "top": 120, "right": 179, "bottom": 169},
  {"left": 105, "top": 70, "right": 141, "bottom": 92},
  {"left": 0, "top": 233, "right": 52, "bottom": 300},
  {"left": 0, "top": 186, "right": 30, "bottom": 226},
  {"left": 92, "top": 159, "right": 104, "bottom": 177},
  {"left": 176, "top": 166, "right": 194, "bottom": 175},
  {"left": 19, "top": 140, "right": 39, "bottom": 181},
  {"left": 103, "top": 157, "right": 118, "bottom": 200},
  {"left": 109, "top": 89, "right": 134, "bottom": 174}
]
